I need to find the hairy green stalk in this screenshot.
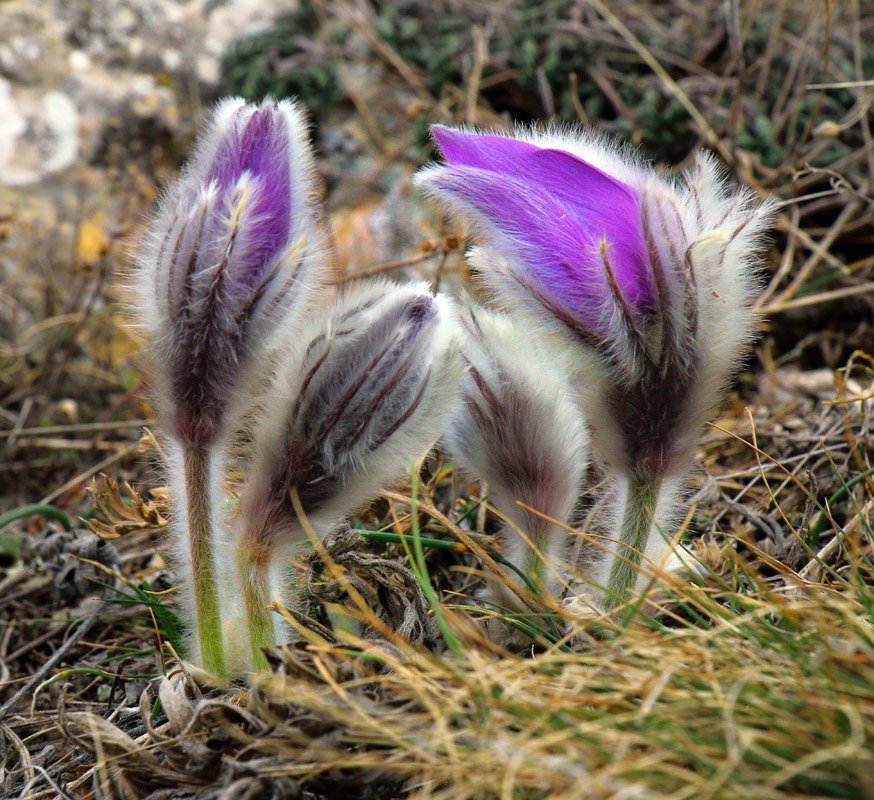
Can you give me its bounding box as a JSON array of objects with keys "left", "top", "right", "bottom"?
[
  {"left": 523, "top": 525, "right": 552, "bottom": 594},
  {"left": 182, "top": 443, "right": 226, "bottom": 677},
  {"left": 239, "top": 534, "right": 274, "bottom": 670},
  {"left": 605, "top": 476, "right": 662, "bottom": 609}
]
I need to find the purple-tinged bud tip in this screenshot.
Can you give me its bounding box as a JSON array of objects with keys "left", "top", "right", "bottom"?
[
  {"left": 203, "top": 101, "right": 293, "bottom": 285},
  {"left": 135, "top": 96, "right": 328, "bottom": 445}
]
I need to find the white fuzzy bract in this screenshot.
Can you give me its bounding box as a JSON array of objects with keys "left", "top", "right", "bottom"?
[
  {"left": 238, "top": 280, "right": 464, "bottom": 641},
  {"left": 444, "top": 305, "right": 589, "bottom": 607}
]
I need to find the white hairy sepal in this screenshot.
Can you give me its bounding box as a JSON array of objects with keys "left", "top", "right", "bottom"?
[
  {"left": 131, "top": 96, "right": 330, "bottom": 442},
  {"left": 444, "top": 305, "right": 588, "bottom": 603},
  {"left": 453, "top": 151, "right": 772, "bottom": 475},
  {"left": 238, "top": 281, "right": 463, "bottom": 639}
]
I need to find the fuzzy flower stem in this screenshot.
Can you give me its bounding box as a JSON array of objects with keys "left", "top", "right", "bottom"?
[
  {"left": 523, "top": 528, "right": 550, "bottom": 592},
  {"left": 182, "top": 443, "right": 225, "bottom": 676},
  {"left": 238, "top": 530, "right": 274, "bottom": 670},
  {"left": 605, "top": 475, "right": 662, "bottom": 608}
]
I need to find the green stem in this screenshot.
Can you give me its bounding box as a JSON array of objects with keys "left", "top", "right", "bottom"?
[
  {"left": 239, "top": 533, "right": 274, "bottom": 670},
  {"left": 0, "top": 503, "right": 72, "bottom": 532},
  {"left": 605, "top": 475, "right": 662, "bottom": 609},
  {"left": 523, "top": 526, "right": 551, "bottom": 594},
  {"left": 407, "top": 468, "right": 462, "bottom": 656},
  {"left": 183, "top": 443, "right": 225, "bottom": 677}
]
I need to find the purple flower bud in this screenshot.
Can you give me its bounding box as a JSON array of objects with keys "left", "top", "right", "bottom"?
[
  {"left": 416, "top": 125, "right": 774, "bottom": 480},
  {"left": 416, "top": 125, "right": 774, "bottom": 609},
  {"left": 444, "top": 305, "right": 588, "bottom": 608},
  {"left": 236, "top": 281, "right": 463, "bottom": 659},
  {"left": 136, "top": 97, "right": 328, "bottom": 445}
]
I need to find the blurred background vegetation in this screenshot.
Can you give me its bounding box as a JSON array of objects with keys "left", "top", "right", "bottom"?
[{"left": 224, "top": 0, "right": 870, "bottom": 169}]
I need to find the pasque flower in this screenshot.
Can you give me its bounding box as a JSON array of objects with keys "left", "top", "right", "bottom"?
[
  {"left": 443, "top": 305, "right": 587, "bottom": 611},
  {"left": 134, "top": 97, "right": 327, "bottom": 675},
  {"left": 416, "top": 125, "right": 773, "bottom": 608},
  {"left": 137, "top": 97, "right": 327, "bottom": 445},
  {"left": 236, "top": 281, "right": 462, "bottom": 667}
]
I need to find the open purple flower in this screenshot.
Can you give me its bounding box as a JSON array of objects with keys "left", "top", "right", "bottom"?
[
  {"left": 416, "top": 125, "right": 773, "bottom": 607},
  {"left": 423, "top": 127, "right": 655, "bottom": 338}
]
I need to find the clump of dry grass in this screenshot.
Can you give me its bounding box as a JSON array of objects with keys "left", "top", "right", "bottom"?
[
  {"left": 53, "top": 550, "right": 874, "bottom": 799},
  {"left": 10, "top": 436, "right": 873, "bottom": 798}
]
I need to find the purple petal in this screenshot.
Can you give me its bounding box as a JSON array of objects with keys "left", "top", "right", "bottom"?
[
  {"left": 433, "top": 126, "right": 635, "bottom": 216},
  {"left": 431, "top": 127, "right": 652, "bottom": 317},
  {"left": 432, "top": 125, "right": 544, "bottom": 172},
  {"left": 426, "top": 168, "right": 651, "bottom": 333},
  {"left": 206, "top": 101, "right": 292, "bottom": 282}
]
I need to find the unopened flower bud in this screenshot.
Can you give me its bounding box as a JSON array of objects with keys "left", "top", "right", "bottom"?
[
  {"left": 131, "top": 96, "right": 329, "bottom": 678},
  {"left": 237, "top": 281, "right": 463, "bottom": 662},
  {"left": 444, "top": 305, "right": 588, "bottom": 607},
  {"left": 250, "top": 281, "right": 461, "bottom": 530},
  {"left": 136, "top": 96, "right": 328, "bottom": 445}
]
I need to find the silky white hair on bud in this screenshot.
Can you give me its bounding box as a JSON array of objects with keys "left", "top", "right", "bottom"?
[
  {"left": 128, "top": 96, "right": 332, "bottom": 677},
  {"left": 444, "top": 305, "right": 588, "bottom": 611},
  {"left": 680, "top": 152, "right": 774, "bottom": 449},
  {"left": 235, "top": 280, "right": 464, "bottom": 656},
  {"left": 133, "top": 96, "right": 330, "bottom": 446}
]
